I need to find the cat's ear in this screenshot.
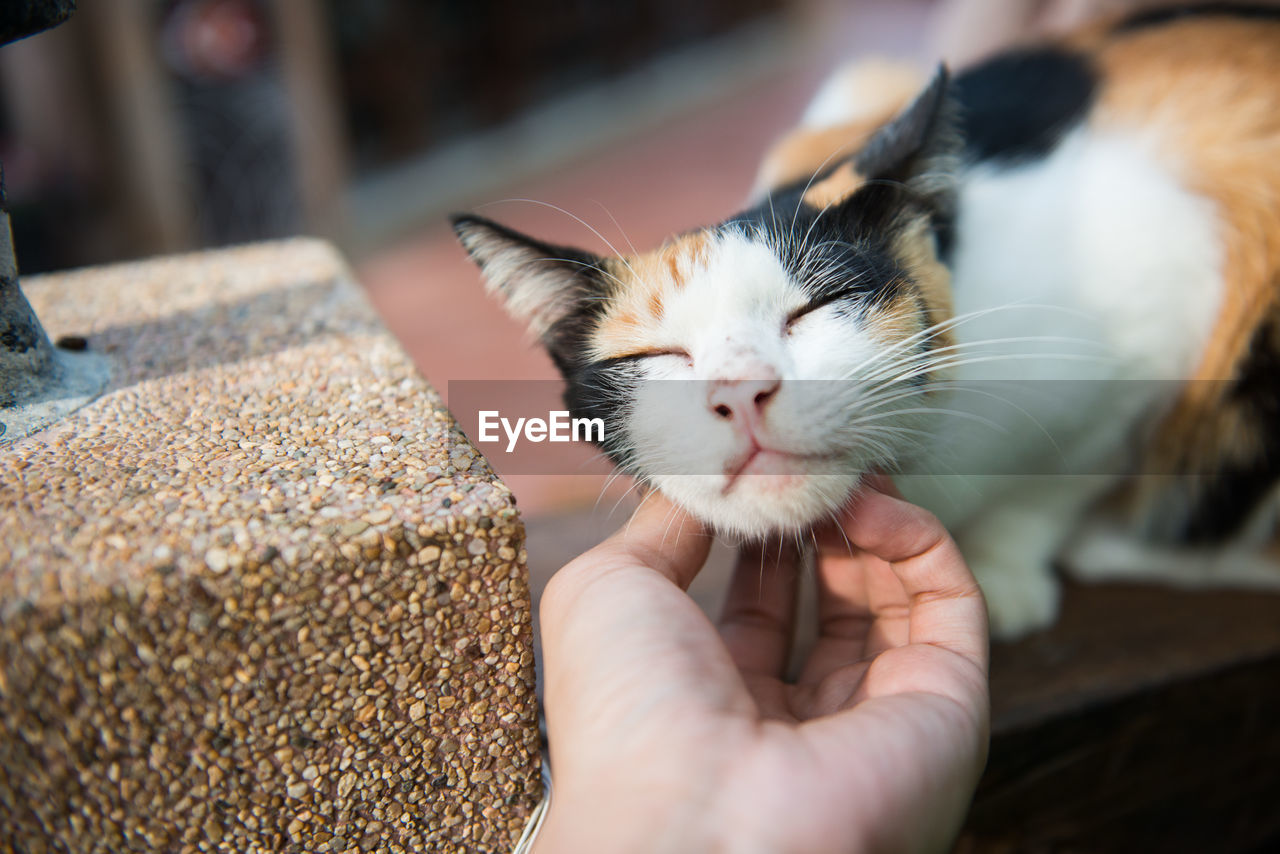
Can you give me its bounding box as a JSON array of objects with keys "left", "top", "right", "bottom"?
[
  {"left": 853, "top": 65, "right": 958, "bottom": 212},
  {"left": 451, "top": 214, "right": 605, "bottom": 346}
]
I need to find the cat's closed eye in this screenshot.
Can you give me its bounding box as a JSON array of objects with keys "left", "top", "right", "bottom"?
[
  {"left": 785, "top": 295, "right": 844, "bottom": 332},
  {"left": 623, "top": 348, "right": 693, "bottom": 365}
]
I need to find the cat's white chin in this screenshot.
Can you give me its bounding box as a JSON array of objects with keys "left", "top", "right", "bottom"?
[{"left": 651, "top": 471, "right": 861, "bottom": 538}]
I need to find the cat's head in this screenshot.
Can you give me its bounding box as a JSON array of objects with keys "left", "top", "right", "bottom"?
[{"left": 453, "top": 68, "right": 958, "bottom": 537}]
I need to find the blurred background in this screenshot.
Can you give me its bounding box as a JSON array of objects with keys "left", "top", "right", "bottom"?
[
  {"left": 0, "top": 0, "right": 937, "bottom": 274},
  {"left": 11, "top": 10, "right": 1279, "bottom": 845},
  {"left": 0, "top": 0, "right": 1203, "bottom": 614},
  {"left": 10, "top": 0, "right": 1191, "bottom": 523}
]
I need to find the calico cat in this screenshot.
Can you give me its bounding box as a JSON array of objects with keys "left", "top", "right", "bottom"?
[{"left": 453, "top": 4, "right": 1280, "bottom": 638}]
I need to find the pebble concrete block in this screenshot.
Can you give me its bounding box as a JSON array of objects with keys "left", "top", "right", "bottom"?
[{"left": 0, "top": 240, "right": 541, "bottom": 853}]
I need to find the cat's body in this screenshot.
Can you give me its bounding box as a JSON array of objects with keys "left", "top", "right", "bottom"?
[{"left": 455, "top": 5, "right": 1280, "bottom": 637}]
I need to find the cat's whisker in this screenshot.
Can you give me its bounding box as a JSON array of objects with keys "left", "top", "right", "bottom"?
[
  {"left": 593, "top": 469, "right": 633, "bottom": 515},
  {"left": 824, "top": 506, "right": 857, "bottom": 563},
  {"left": 623, "top": 485, "right": 661, "bottom": 539},
  {"left": 846, "top": 405, "right": 1010, "bottom": 435},
  {"left": 611, "top": 476, "right": 651, "bottom": 522},
  {"left": 660, "top": 503, "right": 684, "bottom": 551},
  {"left": 842, "top": 433, "right": 902, "bottom": 464},
  {"left": 856, "top": 176, "right": 916, "bottom": 195},
  {"left": 549, "top": 257, "right": 631, "bottom": 292},
  {"left": 850, "top": 379, "right": 1071, "bottom": 461},
  {"left": 490, "top": 197, "right": 644, "bottom": 284},
  {"left": 592, "top": 200, "right": 640, "bottom": 259},
  {"left": 835, "top": 380, "right": 968, "bottom": 419},
  {"left": 765, "top": 192, "right": 781, "bottom": 256},
  {"left": 849, "top": 323, "right": 1007, "bottom": 382},
  {"left": 785, "top": 139, "right": 865, "bottom": 235},
  {"left": 850, "top": 333, "right": 1108, "bottom": 386},
  {"left": 788, "top": 196, "right": 880, "bottom": 274},
  {"left": 840, "top": 423, "right": 939, "bottom": 449},
  {"left": 843, "top": 301, "right": 1102, "bottom": 381},
  {"left": 671, "top": 510, "right": 688, "bottom": 552},
  {"left": 855, "top": 351, "right": 1112, "bottom": 397},
  {"left": 575, "top": 446, "right": 628, "bottom": 475},
  {"left": 758, "top": 538, "right": 766, "bottom": 602}
]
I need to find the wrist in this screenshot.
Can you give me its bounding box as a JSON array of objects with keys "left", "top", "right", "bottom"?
[{"left": 531, "top": 777, "right": 722, "bottom": 854}]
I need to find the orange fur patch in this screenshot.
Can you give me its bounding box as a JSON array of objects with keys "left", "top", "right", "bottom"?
[
  {"left": 858, "top": 219, "right": 956, "bottom": 379},
  {"left": 590, "top": 232, "right": 711, "bottom": 360},
  {"left": 647, "top": 290, "right": 664, "bottom": 321},
  {"left": 863, "top": 292, "right": 925, "bottom": 348},
  {"left": 756, "top": 60, "right": 925, "bottom": 194},
  {"left": 1093, "top": 19, "right": 1280, "bottom": 471},
  {"left": 757, "top": 120, "right": 887, "bottom": 194},
  {"left": 802, "top": 161, "right": 867, "bottom": 210},
  {"left": 892, "top": 217, "right": 955, "bottom": 348}
]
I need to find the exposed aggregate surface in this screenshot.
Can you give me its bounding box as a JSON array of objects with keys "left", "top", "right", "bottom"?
[{"left": 1, "top": 240, "right": 541, "bottom": 852}]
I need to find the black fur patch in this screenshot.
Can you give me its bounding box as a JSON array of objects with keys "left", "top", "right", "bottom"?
[
  {"left": 1114, "top": 2, "right": 1280, "bottom": 34},
  {"left": 1180, "top": 319, "right": 1280, "bottom": 543},
  {"left": 951, "top": 47, "right": 1097, "bottom": 165},
  {"left": 726, "top": 182, "right": 911, "bottom": 313},
  {"left": 563, "top": 355, "right": 645, "bottom": 472},
  {"left": 854, "top": 66, "right": 952, "bottom": 184}
]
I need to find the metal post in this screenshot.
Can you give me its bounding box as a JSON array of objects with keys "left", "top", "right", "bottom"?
[
  {"left": 0, "top": 0, "right": 109, "bottom": 444},
  {"left": 0, "top": 1, "right": 76, "bottom": 47},
  {"left": 0, "top": 168, "right": 57, "bottom": 409}
]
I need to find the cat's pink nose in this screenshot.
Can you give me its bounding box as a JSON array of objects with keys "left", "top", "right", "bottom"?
[{"left": 708, "top": 375, "right": 781, "bottom": 423}]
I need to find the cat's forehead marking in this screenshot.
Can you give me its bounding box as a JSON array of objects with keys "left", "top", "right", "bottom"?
[
  {"left": 586, "top": 222, "right": 947, "bottom": 363},
  {"left": 590, "top": 231, "right": 713, "bottom": 359},
  {"left": 646, "top": 290, "right": 665, "bottom": 321}
]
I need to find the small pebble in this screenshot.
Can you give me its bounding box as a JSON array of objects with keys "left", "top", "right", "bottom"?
[
  {"left": 204, "top": 548, "right": 229, "bottom": 574},
  {"left": 340, "top": 520, "right": 369, "bottom": 537}
]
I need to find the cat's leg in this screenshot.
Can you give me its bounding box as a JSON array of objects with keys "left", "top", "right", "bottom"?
[
  {"left": 947, "top": 476, "right": 1115, "bottom": 639},
  {"left": 1062, "top": 489, "right": 1280, "bottom": 590},
  {"left": 1059, "top": 473, "right": 1280, "bottom": 588},
  {"left": 1062, "top": 531, "right": 1280, "bottom": 589}
]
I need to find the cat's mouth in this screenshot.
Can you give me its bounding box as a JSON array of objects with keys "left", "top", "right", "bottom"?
[{"left": 721, "top": 444, "right": 837, "bottom": 494}]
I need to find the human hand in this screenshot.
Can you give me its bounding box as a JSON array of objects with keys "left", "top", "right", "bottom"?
[{"left": 534, "top": 479, "right": 990, "bottom": 853}]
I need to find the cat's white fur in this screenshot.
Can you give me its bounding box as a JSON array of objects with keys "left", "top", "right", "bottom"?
[
  {"left": 624, "top": 76, "right": 1229, "bottom": 636},
  {"left": 903, "top": 124, "right": 1224, "bottom": 635}
]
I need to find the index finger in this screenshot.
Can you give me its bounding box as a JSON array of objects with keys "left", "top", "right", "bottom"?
[
  {"left": 547, "top": 490, "right": 712, "bottom": 604},
  {"left": 610, "top": 491, "right": 713, "bottom": 590},
  {"left": 833, "top": 481, "right": 988, "bottom": 672}
]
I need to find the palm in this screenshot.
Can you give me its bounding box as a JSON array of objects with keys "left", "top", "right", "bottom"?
[{"left": 538, "top": 484, "right": 989, "bottom": 853}]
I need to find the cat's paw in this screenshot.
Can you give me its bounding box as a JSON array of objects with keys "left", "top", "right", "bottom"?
[{"left": 969, "top": 557, "right": 1061, "bottom": 641}]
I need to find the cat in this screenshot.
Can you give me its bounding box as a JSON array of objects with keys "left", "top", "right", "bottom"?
[{"left": 453, "top": 3, "right": 1280, "bottom": 638}]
